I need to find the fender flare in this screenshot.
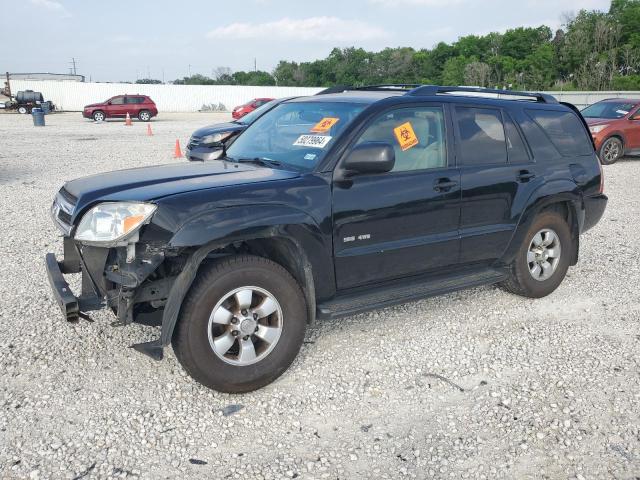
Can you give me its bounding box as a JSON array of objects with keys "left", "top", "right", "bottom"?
[
  {"left": 150, "top": 205, "right": 330, "bottom": 353},
  {"left": 499, "top": 180, "right": 583, "bottom": 267}
]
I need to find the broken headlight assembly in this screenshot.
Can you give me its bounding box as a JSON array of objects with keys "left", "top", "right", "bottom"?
[{"left": 74, "top": 202, "right": 157, "bottom": 246}]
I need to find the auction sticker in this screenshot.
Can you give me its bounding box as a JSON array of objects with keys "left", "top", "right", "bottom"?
[
  {"left": 293, "top": 134, "right": 332, "bottom": 148},
  {"left": 393, "top": 121, "right": 419, "bottom": 151},
  {"left": 311, "top": 117, "right": 340, "bottom": 133}
]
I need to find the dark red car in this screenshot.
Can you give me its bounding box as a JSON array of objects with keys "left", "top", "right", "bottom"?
[
  {"left": 231, "top": 97, "right": 274, "bottom": 119},
  {"left": 82, "top": 95, "right": 158, "bottom": 122},
  {"left": 581, "top": 98, "right": 640, "bottom": 164}
]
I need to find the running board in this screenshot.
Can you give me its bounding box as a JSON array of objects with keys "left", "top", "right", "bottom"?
[{"left": 316, "top": 268, "right": 507, "bottom": 320}]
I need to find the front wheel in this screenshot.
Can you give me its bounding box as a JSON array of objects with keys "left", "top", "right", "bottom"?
[
  {"left": 172, "top": 255, "right": 307, "bottom": 393},
  {"left": 138, "top": 110, "right": 151, "bottom": 122},
  {"left": 92, "top": 110, "right": 105, "bottom": 122},
  {"left": 500, "top": 210, "right": 573, "bottom": 298},
  {"left": 599, "top": 137, "right": 623, "bottom": 165},
  {"left": 17, "top": 106, "right": 28, "bottom": 114}
]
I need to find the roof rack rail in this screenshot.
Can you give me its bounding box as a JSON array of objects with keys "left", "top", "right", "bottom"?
[
  {"left": 406, "top": 85, "right": 558, "bottom": 104},
  {"left": 353, "top": 84, "right": 422, "bottom": 91},
  {"left": 317, "top": 84, "right": 421, "bottom": 94}
]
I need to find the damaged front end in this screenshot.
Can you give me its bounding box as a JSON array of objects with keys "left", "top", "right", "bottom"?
[{"left": 46, "top": 188, "right": 182, "bottom": 359}]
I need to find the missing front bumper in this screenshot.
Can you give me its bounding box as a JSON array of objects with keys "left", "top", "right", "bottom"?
[{"left": 45, "top": 252, "right": 103, "bottom": 321}]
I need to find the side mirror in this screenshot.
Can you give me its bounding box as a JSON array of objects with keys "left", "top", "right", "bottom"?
[
  {"left": 630, "top": 113, "right": 640, "bottom": 121},
  {"left": 107, "top": 101, "right": 112, "bottom": 105},
  {"left": 341, "top": 142, "right": 395, "bottom": 176}
]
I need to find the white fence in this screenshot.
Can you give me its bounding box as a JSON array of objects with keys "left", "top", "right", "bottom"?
[
  {"left": 543, "top": 91, "right": 640, "bottom": 109},
  {"left": 7, "top": 79, "right": 640, "bottom": 112},
  {"left": 9, "top": 80, "right": 323, "bottom": 112}
]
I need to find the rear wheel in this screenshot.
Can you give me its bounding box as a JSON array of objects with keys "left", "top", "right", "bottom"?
[
  {"left": 138, "top": 110, "right": 151, "bottom": 122},
  {"left": 500, "top": 210, "right": 573, "bottom": 298},
  {"left": 172, "top": 255, "right": 307, "bottom": 393},
  {"left": 92, "top": 110, "right": 105, "bottom": 122},
  {"left": 599, "top": 137, "right": 623, "bottom": 165}
]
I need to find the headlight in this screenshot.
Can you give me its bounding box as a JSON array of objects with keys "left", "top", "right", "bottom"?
[
  {"left": 201, "top": 131, "right": 232, "bottom": 145},
  {"left": 75, "top": 202, "right": 156, "bottom": 244},
  {"left": 589, "top": 124, "right": 608, "bottom": 134}
]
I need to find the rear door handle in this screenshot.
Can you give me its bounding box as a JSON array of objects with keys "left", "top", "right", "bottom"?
[
  {"left": 517, "top": 170, "right": 536, "bottom": 182},
  {"left": 434, "top": 178, "right": 458, "bottom": 192}
]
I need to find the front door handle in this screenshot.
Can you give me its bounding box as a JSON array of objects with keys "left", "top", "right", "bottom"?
[
  {"left": 434, "top": 178, "right": 458, "bottom": 192},
  {"left": 517, "top": 170, "right": 536, "bottom": 182}
]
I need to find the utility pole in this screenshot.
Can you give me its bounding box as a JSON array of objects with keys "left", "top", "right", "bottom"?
[
  {"left": 5, "top": 72, "right": 11, "bottom": 98},
  {"left": 69, "top": 57, "right": 77, "bottom": 76},
  {"left": 188, "top": 64, "right": 192, "bottom": 77},
  {"left": 254, "top": 58, "right": 257, "bottom": 72},
  {"left": 162, "top": 68, "right": 165, "bottom": 84}
]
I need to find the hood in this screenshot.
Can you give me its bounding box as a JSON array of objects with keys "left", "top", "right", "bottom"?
[
  {"left": 63, "top": 161, "right": 300, "bottom": 218},
  {"left": 191, "top": 121, "right": 245, "bottom": 138},
  {"left": 84, "top": 102, "right": 105, "bottom": 108}
]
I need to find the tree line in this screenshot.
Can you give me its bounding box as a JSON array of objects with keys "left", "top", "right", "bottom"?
[{"left": 143, "top": 0, "right": 640, "bottom": 91}]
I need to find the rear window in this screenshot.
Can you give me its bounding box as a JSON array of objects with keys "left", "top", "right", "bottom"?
[{"left": 525, "top": 109, "right": 592, "bottom": 156}]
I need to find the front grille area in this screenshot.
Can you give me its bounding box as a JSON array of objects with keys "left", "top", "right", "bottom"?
[
  {"left": 51, "top": 187, "right": 77, "bottom": 235},
  {"left": 188, "top": 136, "right": 202, "bottom": 149}
]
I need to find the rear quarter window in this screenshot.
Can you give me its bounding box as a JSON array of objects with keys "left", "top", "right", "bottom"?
[{"left": 525, "top": 109, "right": 593, "bottom": 156}]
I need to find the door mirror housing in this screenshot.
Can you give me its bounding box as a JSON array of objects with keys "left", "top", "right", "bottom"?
[
  {"left": 630, "top": 113, "right": 640, "bottom": 121},
  {"left": 341, "top": 142, "right": 395, "bottom": 176}
]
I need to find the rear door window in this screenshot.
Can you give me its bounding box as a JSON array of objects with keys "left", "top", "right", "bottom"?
[
  {"left": 455, "top": 106, "right": 507, "bottom": 166},
  {"left": 126, "top": 96, "right": 144, "bottom": 104},
  {"left": 525, "top": 109, "right": 593, "bottom": 156}
]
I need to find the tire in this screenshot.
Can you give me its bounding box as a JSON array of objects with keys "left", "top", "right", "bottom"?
[
  {"left": 599, "top": 137, "right": 623, "bottom": 165},
  {"left": 500, "top": 210, "right": 573, "bottom": 298},
  {"left": 172, "top": 255, "right": 307, "bottom": 393},
  {"left": 92, "top": 110, "right": 105, "bottom": 122},
  {"left": 138, "top": 110, "right": 151, "bottom": 122},
  {"left": 17, "top": 106, "right": 27, "bottom": 114}
]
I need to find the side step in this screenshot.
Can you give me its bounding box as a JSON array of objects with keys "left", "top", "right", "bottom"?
[{"left": 316, "top": 268, "right": 507, "bottom": 320}]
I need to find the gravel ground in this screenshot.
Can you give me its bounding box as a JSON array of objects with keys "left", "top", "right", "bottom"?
[{"left": 0, "top": 112, "right": 639, "bottom": 480}]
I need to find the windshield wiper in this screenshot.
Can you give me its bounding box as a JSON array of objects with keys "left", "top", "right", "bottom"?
[{"left": 235, "top": 157, "right": 283, "bottom": 168}]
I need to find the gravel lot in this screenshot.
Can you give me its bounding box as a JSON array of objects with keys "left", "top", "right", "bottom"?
[{"left": 0, "top": 112, "right": 639, "bottom": 480}]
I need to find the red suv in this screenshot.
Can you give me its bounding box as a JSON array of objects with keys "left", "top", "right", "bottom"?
[
  {"left": 231, "top": 98, "right": 274, "bottom": 119},
  {"left": 82, "top": 95, "right": 158, "bottom": 122},
  {"left": 581, "top": 98, "right": 640, "bottom": 164}
]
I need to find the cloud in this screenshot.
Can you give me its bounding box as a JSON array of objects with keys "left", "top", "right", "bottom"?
[
  {"left": 30, "top": 0, "right": 70, "bottom": 17},
  {"left": 206, "top": 17, "right": 389, "bottom": 43}
]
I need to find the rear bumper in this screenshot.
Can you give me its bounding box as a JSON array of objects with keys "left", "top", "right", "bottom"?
[{"left": 582, "top": 194, "right": 608, "bottom": 232}]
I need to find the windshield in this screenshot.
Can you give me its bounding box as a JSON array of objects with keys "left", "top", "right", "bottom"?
[
  {"left": 581, "top": 101, "right": 637, "bottom": 119},
  {"left": 236, "top": 99, "right": 278, "bottom": 125},
  {"left": 226, "top": 101, "right": 367, "bottom": 171}
]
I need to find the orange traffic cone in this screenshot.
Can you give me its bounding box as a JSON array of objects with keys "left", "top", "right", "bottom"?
[
  {"left": 125, "top": 112, "right": 132, "bottom": 126},
  {"left": 147, "top": 123, "right": 153, "bottom": 136},
  {"left": 174, "top": 139, "right": 183, "bottom": 158}
]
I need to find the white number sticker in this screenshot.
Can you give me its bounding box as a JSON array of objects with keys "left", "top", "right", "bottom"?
[{"left": 293, "top": 134, "right": 332, "bottom": 149}]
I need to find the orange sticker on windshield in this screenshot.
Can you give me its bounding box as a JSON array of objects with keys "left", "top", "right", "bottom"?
[
  {"left": 393, "top": 121, "right": 419, "bottom": 151},
  {"left": 311, "top": 117, "right": 340, "bottom": 133}
]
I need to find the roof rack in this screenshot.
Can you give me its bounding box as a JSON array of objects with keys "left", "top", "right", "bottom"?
[
  {"left": 406, "top": 85, "right": 558, "bottom": 104},
  {"left": 316, "top": 84, "right": 420, "bottom": 94}
]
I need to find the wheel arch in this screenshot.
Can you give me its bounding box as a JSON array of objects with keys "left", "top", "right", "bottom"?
[
  {"left": 500, "top": 181, "right": 582, "bottom": 267},
  {"left": 155, "top": 205, "right": 334, "bottom": 348}
]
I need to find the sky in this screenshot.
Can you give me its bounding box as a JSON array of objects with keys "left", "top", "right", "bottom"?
[{"left": 0, "top": 0, "right": 612, "bottom": 83}]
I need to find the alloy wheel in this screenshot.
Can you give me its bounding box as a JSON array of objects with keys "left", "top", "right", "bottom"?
[
  {"left": 207, "top": 286, "right": 283, "bottom": 366},
  {"left": 527, "top": 228, "right": 562, "bottom": 281}
]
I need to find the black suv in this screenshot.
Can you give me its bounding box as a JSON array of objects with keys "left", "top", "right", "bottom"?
[{"left": 46, "top": 85, "right": 607, "bottom": 393}]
